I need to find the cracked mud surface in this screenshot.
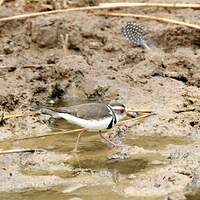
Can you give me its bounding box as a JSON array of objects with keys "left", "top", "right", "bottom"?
[{"left": 0, "top": 0, "right": 200, "bottom": 199}]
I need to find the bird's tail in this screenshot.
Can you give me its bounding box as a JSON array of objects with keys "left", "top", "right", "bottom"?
[{"left": 39, "top": 108, "right": 61, "bottom": 119}]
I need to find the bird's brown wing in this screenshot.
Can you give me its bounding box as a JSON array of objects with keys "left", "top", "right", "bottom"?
[{"left": 50, "top": 103, "right": 112, "bottom": 120}]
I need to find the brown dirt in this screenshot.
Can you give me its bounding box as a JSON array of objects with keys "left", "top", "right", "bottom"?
[{"left": 0, "top": 0, "right": 200, "bottom": 199}]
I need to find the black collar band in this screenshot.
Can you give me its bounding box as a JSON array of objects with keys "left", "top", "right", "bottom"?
[{"left": 105, "top": 104, "right": 117, "bottom": 129}]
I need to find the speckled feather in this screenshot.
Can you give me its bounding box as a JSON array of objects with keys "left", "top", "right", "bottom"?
[{"left": 122, "top": 22, "right": 145, "bottom": 47}]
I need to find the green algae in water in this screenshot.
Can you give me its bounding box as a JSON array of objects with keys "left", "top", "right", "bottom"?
[
  {"left": 0, "top": 121, "right": 189, "bottom": 177},
  {"left": 0, "top": 133, "right": 175, "bottom": 176},
  {"left": 21, "top": 168, "right": 74, "bottom": 179},
  {"left": 0, "top": 186, "right": 165, "bottom": 200},
  {"left": 68, "top": 139, "right": 150, "bottom": 175},
  {"left": 106, "top": 158, "right": 148, "bottom": 174},
  {"left": 128, "top": 136, "right": 191, "bottom": 150},
  {"left": 72, "top": 156, "right": 148, "bottom": 175},
  {"left": 0, "top": 190, "right": 70, "bottom": 200},
  {"left": 186, "top": 190, "right": 200, "bottom": 200},
  {"left": 67, "top": 185, "right": 164, "bottom": 200}
]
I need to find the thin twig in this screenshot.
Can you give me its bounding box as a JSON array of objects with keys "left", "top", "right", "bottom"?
[
  {"left": 0, "top": 148, "right": 44, "bottom": 155},
  {"left": 96, "top": 12, "right": 200, "bottom": 30},
  {"left": 0, "top": 111, "right": 38, "bottom": 126},
  {"left": 8, "top": 128, "right": 84, "bottom": 142},
  {"left": 0, "top": 0, "right": 5, "bottom": 6},
  {"left": 60, "top": 34, "right": 69, "bottom": 57},
  {"left": 22, "top": 64, "right": 56, "bottom": 68},
  {"left": 173, "top": 108, "right": 195, "bottom": 113},
  {"left": 99, "top": 3, "right": 200, "bottom": 9},
  {"left": 0, "top": 6, "right": 106, "bottom": 22},
  {"left": 0, "top": 3, "right": 199, "bottom": 22},
  {"left": 3, "top": 111, "right": 37, "bottom": 120},
  {"left": 127, "top": 109, "right": 152, "bottom": 113},
  {"left": 2, "top": 113, "right": 153, "bottom": 142},
  {"left": 118, "top": 112, "right": 154, "bottom": 125},
  {"left": 1, "top": 107, "right": 152, "bottom": 121},
  {"left": 0, "top": 64, "right": 56, "bottom": 69},
  {"left": 0, "top": 65, "right": 7, "bottom": 69}
]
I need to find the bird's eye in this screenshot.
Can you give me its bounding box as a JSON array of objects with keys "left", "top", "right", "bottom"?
[{"left": 120, "top": 109, "right": 125, "bottom": 113}]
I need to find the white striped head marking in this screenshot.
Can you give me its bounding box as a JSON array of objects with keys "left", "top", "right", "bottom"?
[{"left": 110, "top": 103, "right": 126, "bottom": 116}]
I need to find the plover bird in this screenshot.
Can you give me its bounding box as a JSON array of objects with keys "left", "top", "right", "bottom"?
[
  {"left": 41, "top": 102, "right": 135, "bottom": 152},
  {"left": 122, "top": 21, "right": 151, "bottom": 49}
]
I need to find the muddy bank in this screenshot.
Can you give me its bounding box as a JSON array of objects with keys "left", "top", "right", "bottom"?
[
  {"left": 0, "top": 9, "right": 200, "bottom": 139},
  {"left": 0, "top": 135, "right": 199, "bottom": 200}
]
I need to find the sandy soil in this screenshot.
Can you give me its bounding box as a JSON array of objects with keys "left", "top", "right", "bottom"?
[{"left": 0, "top": 0, "right": 200, "bottom": 199}]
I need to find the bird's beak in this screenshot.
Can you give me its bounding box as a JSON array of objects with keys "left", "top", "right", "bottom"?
[
  {"left": 126, "top": 108, "right": 153, "bottom": 118},
  {"left": 127, "top": 108, "right": 152, "bottom": 113},
  {"left": 126, "top": 112, "right": 135, "bottom": 118}
]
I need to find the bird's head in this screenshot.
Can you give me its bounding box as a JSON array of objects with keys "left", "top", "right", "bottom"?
[{"left": 110, "top": 103, "right": 134, "bottom": 120}]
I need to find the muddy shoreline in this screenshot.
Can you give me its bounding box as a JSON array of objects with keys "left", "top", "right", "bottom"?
[{"left": 0, "top": 0, "right": 200, "bottom": 199}]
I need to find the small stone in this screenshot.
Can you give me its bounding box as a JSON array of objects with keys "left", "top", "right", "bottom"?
[
  {"left": 62, "top": 183, "right": 85, "bottom": 193},
  {"left": 31, "top": 17, "right": 59, "bottom": 48},
  {"left": 167, "top": 192, "right": 186, "bottom": 200},
  {"left": 150, "top": 160, "right": 164, "bottom": 165},
  {"left": 154, "top": 183, "right": 161, "bottom": 188},
  {"left": 89, "top": 41, "right": 101, "bottom": 49},
  {"left": 47, "top": 54, "right": 59, "bottom": 64},
  {"left": 69, "top": 198, "right": 82, "bottom": 200},
  {"left": 0, "top": 55, "right": 4, "bottom": 61},
  {"left": 103, "top": 43, "right": 119, "bottom": 52},
  {"left": 48, "top": 99, "right": 55, "bottom": 104},
  {"left": 3, "top": 45, "right": 14, "bottom": 54},
  {"left": 127, "top": 174, "right": 136, "bottom": 180}
]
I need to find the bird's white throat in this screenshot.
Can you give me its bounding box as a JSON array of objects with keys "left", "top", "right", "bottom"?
[{"left": 115, "top": 113, "right": 126, "bottom": 121}]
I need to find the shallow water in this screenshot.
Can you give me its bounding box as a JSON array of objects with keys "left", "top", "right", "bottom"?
[
  {"left": 0, "top": 117, "right": 192, "bottom": 200},
  {"left": 0, "top": 117, "right": 191, "bottom": 152},
  {"left": 186, "top": 190, "right": 200, "bottom": 200},
  {"left": 0, "top": 186, "right": 164, "bottom": 200},
  {"left": 128, "top": 135, "right": 191, "bottom": 150},
  {"left": 0, "top": 119, "right": 190, "bottom": 176}
]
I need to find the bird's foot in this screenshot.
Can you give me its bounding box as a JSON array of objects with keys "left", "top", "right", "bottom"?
[
  {"left": 70, "top": 148, "right": 80, "bottom": 154},
  {"left": 111, "top": 143, "right": 123, "bottom": 148}
]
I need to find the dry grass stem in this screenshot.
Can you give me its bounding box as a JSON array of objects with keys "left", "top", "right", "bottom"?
[
  {"left": 2, "top": 111, "right": 37, "bottom": 120},
  {"left": 173, "top": 108, "right": 195, "bottom": 113},
  {"left": 22, "top": 64, "right": 56, "bottom": 68},
  {"left": 0, "top": 64, "right": 56, "bottom": 70},
  {"left": 0, "top": 148, "right": 44, "bottom": 155},
  {"left": 99, "top": 3, "right": 200, "bottom": 9},
  {"left": 118, "top": 112, "right": 154, "bottom": 125},
  {"left": 60, "top": 34, "right": 69, "bottom": 57},
  {"left": 7, "top": 128, "right": 84, "bottom": 142},
  {"left": 0, "top": 6, "right": 104, "bottom": 22},
  {"left": 2, "top": 113, "right": 153, "bottom": 143},
  {"left": 127, "top": 108, "right": 152, "bottom": 113},
  {"left": 0, "top": 0, "right": 5, "bottom": 6},
  {"left": 97, "top": 12, "right": 200, "bottom": 30},
  {"left": 0, "top": 3, "right": 199, "bottom": 26}
]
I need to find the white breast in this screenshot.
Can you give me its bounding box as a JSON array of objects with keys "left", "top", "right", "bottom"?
[{"left": 58, "top": 113, "right": 113, "bottom": 131}]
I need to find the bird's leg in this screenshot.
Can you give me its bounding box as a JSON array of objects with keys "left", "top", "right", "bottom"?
[
  {"left": 99, "top": 131, "right": 119, "bottom": 147},
  {"left": 72, "top": 129, "right": 86, "bottom": 152}
]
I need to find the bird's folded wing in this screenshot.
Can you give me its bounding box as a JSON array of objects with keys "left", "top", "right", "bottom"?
[{"left": 49, "top": 103, "right": 112, "bottom": 120}]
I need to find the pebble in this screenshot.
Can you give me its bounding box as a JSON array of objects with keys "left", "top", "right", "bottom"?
[
  {"left": 69, "top": 198, "right": 83, "bottom": 200},
  {"left": 62, "top": 183, "right": 85, "bottom": 193},
  {"left": 3, "top": 44, "right": 14, "bottom": 54}
]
